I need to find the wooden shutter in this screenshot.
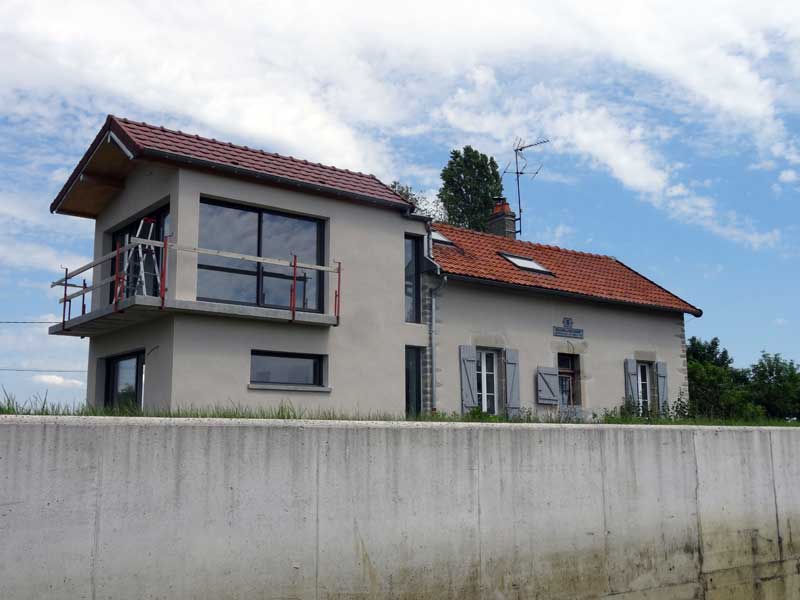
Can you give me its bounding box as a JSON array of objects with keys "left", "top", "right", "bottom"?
[
  {"left": 459, "top": 345, "right": 478, "bottom": 413},
  {"left": 537, "top": 366, "right": 559, "bottom": 405},
  {"left": 656, "top": 361, "right": 668, "bottom": 414},
  {"left": 624, "top": 358, "right": 638, "bottom": 406},
  {"left": 505, "top": 349, "right": 520, "bottom": 417}
]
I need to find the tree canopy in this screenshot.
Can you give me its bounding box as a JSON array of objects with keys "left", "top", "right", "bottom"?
[
  {"left": 684, "top": 336, "right": 799, "bottom": 421},
  {"left": 437, "top": 146, "right": 503, "bottom": 231}
]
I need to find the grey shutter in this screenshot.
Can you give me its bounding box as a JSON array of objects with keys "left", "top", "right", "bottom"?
[
  {"left": 505, "top": 349, "right": 520, "bottom": 417},
  {"left": 459, "top": 345, "right": 478, "bottom": 413},
  {"left": 624, "top": 358, "right": 638, "bottom": 406},
  {"left": 537, "top": 367, "right": 559, "bottom": 405},
  {"left": 656, "top": 361, "right": 668, "bottom": 414}
]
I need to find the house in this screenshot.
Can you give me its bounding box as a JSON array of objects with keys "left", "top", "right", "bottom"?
[{"left": 49, "top": 116, "right": 701, "bottom": 417}]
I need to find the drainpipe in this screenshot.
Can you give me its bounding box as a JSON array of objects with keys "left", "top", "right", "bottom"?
[{"left": 425, "top": 222, "right": 446, "bottom": 413}]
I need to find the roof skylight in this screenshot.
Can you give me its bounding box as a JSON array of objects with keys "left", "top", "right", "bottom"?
[
  {"left": 500, "top": 253, "right": 552, "bottom": 275},
  {"left": 431, "top": 231, "right": 454, "bottom": 244}
]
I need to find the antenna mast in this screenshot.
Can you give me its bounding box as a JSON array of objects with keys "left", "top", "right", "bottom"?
[{"left": 503, "top": 137, "right": 549, "bottom": 237}]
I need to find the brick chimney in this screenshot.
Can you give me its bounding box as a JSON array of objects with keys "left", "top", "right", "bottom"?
[{"left": 486, "top": 197, "right": 516, "bottom": 239}]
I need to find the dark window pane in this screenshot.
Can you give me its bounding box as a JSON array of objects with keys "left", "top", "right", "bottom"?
[
  {"left": 251, "top": 353, "right": 321, "bottom": 386},
  {"left": 197, "top": 269, "right": 257, "bottom": 304},
  {"left": 198, "top": 202, "right": 258, "bottom": 271},
  {"left": 115, "top": 357, "right": 138, "bottom": 406},
  {"left": 261, "top": 212, "right": 322, "bottom": 311},
  {"left": 106, "top": 352, "right": 143, "bottom": 410},
  {"left": 405, "top": 346, "right": 422, "bottom": 417},
  {"left": 558, "top": 354, "right": 573, "bottom": 370},
  {"left": 405, "top": 237, "right": 421, "bottom": 323}
]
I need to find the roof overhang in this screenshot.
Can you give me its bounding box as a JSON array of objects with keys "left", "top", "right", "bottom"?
[
  {"left": 50, "top": 119, "right": 137, "bottom": 218},
  {"left": 445, "top": 273, "right": 703, "bottom": 317}
]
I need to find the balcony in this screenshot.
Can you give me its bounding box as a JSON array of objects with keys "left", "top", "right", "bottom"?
[{"left": 49, "top": 237, "right": 342, "bottom": 337}]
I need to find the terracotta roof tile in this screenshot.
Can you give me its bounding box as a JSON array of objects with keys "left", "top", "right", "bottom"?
[
  {"left": 432, "top": 223, "right": 702, "bottom": 316},
  {"left": 108, "top": 117, "right": 411, "bottom": 208}
]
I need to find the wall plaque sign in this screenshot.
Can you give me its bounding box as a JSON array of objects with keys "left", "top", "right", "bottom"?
[{"left": 553, "top": 317, "right": 584, "bottom": 339}]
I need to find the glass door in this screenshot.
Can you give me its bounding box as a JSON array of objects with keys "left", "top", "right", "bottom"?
[{"left": 476, "top": 349, "right": 498, "bottom": 415}]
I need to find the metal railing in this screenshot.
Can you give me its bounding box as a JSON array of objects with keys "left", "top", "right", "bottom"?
[{"left": 52, "top": 238, "right": 342, "bottom": 330}]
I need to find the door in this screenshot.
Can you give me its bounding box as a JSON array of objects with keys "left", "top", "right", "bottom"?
[
  {"left": 476, "top": 349, "right": 498, "bottom": 414},
  {"left": 637, "top": 361, "right": 653, "bottom": 416}
]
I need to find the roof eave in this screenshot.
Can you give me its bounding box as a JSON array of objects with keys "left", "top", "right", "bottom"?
[{"left": 445, "top": 273, "right": 703, "bottom": 317}]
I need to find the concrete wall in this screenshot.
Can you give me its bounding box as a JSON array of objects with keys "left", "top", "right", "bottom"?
[
  {"left": 434, "top": 280, "right": 689, "bottom": 416},
  {"left": 1, "top": 417, "right": 798, "bottom": 600}
]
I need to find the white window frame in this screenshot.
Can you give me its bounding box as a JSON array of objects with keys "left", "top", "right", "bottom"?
[
  {"left": 499, "top": 253, "right": 552, "bottom": 275},
  {"left": 637, "top": 361, "right": 652, "bottom": 408},
  {"left": 476, "top": 349, "right": 499, "bottom": 414}
]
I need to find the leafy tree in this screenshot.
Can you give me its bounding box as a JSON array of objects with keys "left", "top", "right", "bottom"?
[
  {"left": 389, "top": 181, "right": 447, "bottom": 221},
  {"left": 437, "top": 146, "right": 503, "bottom": 230},
  {"left": 745, "top": 353, "right": 800, "bottom": 419},
  {"left": 389, "top": 181, "right": 424, "bottom": 206},
  {"left": 687, "top": 336, "right": 733, "bottom": 368}
]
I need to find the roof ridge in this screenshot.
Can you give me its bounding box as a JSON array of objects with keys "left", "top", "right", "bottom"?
[
  {"left": 432, "top": 222, "right": 612, "bottom": 259},
  {"left": 110, "top": 115, "right": 381, "bottom": 181}
]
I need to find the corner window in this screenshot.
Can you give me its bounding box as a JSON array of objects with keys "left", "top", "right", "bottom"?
[
  {"left": 405, "top": 235, "right": 422, "bottom": 323},
  {"left": 198, "top": 199, "right": 324, "bottom": 311},
  {"left": 105, "top": 351, "right": 144, "bottom": 409},
  {"left": 110, "top": 205, "right": 170, "bottom": 301},
  {"left": 250, "top": 351, "right": 323, "bottom": 386}
]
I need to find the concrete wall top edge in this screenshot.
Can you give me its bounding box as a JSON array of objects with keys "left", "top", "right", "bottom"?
[{"left": 1, "top": 414, "right": 796, "bottom": 433}]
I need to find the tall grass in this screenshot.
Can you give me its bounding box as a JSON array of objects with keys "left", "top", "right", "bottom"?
[{"left": 1, "top": 387, "right": 797, "bottom": 426}]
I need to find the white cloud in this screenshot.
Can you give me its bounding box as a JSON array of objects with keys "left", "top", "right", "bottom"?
[
  {"left": 0, "top": 235, "right": 90, "bottom": 273},
  {"left": 774, "top": 317, "right": 789, "bottom": 326},
  {"left": 536, "top": 223, "right": 575, "bottom": 246},
  {"left": 32, "top": 374, "right": 84, "bottom": 388},
  {"left": 779, "top": 169, "right": 798, "bottom": 183}
]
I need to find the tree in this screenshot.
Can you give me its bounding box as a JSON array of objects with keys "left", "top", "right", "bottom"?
[
  {"left": 437, "top": 146, "right": 503, "bottom": 230},
  {"left": 745, "top": 353, "right": 800, "bottom": 419},
  {"left": 687, "top": 336, "right": 733, "bottom": 368},
  {"left": 389, "top": 181, "right": 447, "bottom": 221}
]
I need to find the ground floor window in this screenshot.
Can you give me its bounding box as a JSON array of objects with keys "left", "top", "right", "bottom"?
[
  {"left": 405, "top": 346, "right": 422, "bottom": 417},
  {"left": 250, "top": 351, "right": 323, "bottom": 386},
  {"left": 637, "top": 361, "right": 656, "bottom": 414},
  {"left": 105, "top": 351, "right": 144, "bottom": 409},
  {"left": 558, "top": 353, "right": 580, "bottom": 407},
  {"left": 477, "top": 348, "right": 499, "bottom": 415}
]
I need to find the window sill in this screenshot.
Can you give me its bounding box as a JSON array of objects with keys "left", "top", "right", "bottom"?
[{"left": 248, "top": 383, "right": 332, "bottom": 393}]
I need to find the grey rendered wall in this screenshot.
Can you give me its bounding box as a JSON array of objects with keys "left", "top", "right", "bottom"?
[
  {"left": 1, "top": 417, "right": 798, "bottom": 599},
  {"left": 167, "top": 169, "right": 428, "bottom": 414},
  {"left": 85, "top": 316, "right": 175, "bottom": 411},
  {"left": 434, "top": 280, "right": 689, "bottom": 416}
]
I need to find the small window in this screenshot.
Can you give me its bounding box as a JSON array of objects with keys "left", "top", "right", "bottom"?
[
  {"left": 637, "top": 361, "right": 655, "bottom": 415},
  {"left": 250, "top": 351, "right": 323, "bottom": 386},
  {"left": 405, "top": 346, "right": 422, "bottom": 417},
  {"left": 476, "top": 348, "right": 499, "bottom": 415},
  {"left": 105, "top": 351, "right": 144, "bottom": 409},
  {"left": 499, "top": 253, "right": 552, "bottom": 275},
  {"left": 405, "top": 235, "right": 422, "bottom": 323}
]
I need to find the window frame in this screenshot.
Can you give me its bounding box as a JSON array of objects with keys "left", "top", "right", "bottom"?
[
  {"left": 499, "top": 252, "right": 552, "bottom": 275},
  {"left": 250, "top": 350, "right": 324, "bottom": 387},
  {"left": 104, "top": 350, "right": 145, "bottom": 409},
  {"left": 197, "top": 198, "right": 325, "bottom": 313},
  {"left": 637, "top": 361, "right": 653, "bottom": 414},
  {"left": 404, "top": 234, "right": 423, "bottom": 323},
  {"left": 558, "top": 353, "right": 580, "bottom": 407},
  {"left": 476, "top": 348, "right": 499, "bottom": 415}
]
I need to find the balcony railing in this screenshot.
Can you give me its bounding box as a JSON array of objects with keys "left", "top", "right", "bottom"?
[{"left": 52, "top": 236, "right": 342, "bottom": 331}]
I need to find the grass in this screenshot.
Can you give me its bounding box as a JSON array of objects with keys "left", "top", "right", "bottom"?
[{"left": 2, "top": 387, "right": 798, "bottom": 426}]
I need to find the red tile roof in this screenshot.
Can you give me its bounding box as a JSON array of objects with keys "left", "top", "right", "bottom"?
[
  {"left": 432, "top": 223, "right": 702, "bottom": 316},
  {"left": 51, "top": 115, "right": 411, "bottom": 213}
]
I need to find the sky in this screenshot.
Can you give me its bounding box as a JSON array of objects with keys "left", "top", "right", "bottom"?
[{"left": 1, "top": 0, "right": 799, "bottom": 406}]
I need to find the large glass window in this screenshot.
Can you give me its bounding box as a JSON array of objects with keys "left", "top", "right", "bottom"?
[
  {"left": 405, "top": 235, "right": 422, "bottom": 323},
  {"left": 250, "top": 351, "right": 323, "bottom": 386},
  {"left": 197, "top": 200, "right": 324, "bottom": 311},
  {"left": 110, "top": 205, "right": 170, "bottom": 301},
  {"left": 105, "top": 351, "right": 144, "bottom": 410}
]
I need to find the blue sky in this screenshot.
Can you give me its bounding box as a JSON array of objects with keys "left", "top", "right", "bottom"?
[{"left": 1, "top": 1, "right": 799, "bottom": 406}]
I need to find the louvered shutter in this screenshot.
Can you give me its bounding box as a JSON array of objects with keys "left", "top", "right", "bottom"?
[
  {"left": 624, "top": 358, "right": 638, "bottom": 406},
  {"left": 505, "top": 349, "right": 520, "bottom": 417},
  {"left": 459, "top": 345, "right": 478, "bottom": 413},
  {"left": 537, "top": 367, "right": 559, "bottom": 405},
  {"left": 656, "top": 361, "right": 668, "bottom": 414}
]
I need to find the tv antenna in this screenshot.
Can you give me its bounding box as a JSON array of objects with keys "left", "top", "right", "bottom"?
[{"left": 502, "top": 137, "right": 549, "bottom": 237}]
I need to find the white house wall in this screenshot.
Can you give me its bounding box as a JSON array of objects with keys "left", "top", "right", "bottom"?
[{"left": 434, "top": 280, "right": 689, "bottom": 416}]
